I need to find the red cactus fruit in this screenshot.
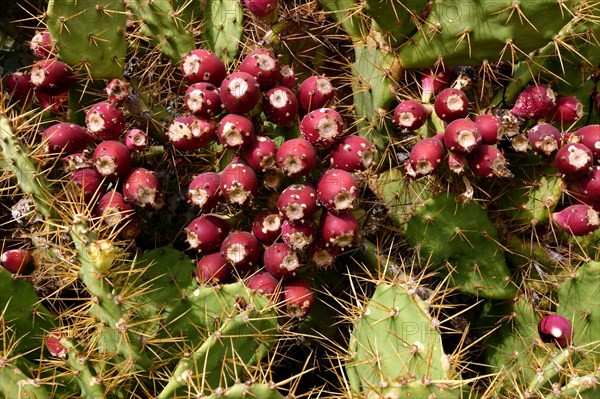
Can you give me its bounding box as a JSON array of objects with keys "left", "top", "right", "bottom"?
[
  {"left": 421, "top": 66, "right": 452, "bottom": 102},
  {"left": 406, "top": 137, "right": 445, "bottom": 178},
  {"left": 300, "top": 108, "right": 344, "bottom": 148},
  {"left": 278, "top": 183, "right": 319, "bottom": 223},
  {"left": 329, "top": 135, "right": 374, "bottom": 172},
  {"left": 45, "top": 331, "right": 67, "bottom": 358},
  {"left": 262, "top": 86, "right": 299, "bottom": 126},
  {"left": 105, "top": 79, "right": 130, "bottom": 104},
  {"left": 69, "top": 168, "right": 106, "bottom": 203},
  {"left": 4, "top": 72, "right": 34, "bottom": 103},
  {"left": 309, "top": 240, "right": 339, "bottom": 269},
  {"left": 243, "top": 0, "right": 279, "bottom": 22},
  {"left": 443, "top": 118, "right": 482, "bottom": 154},
  {"left": 538, "top": 314, "right": 573, "bottom": 348},
  {"left": 187, "top": 172, "right": 223, "bottom": 211},
  {"left": 317, "top": 169, "right": 359, "bottom": 213},
  {"left": 552, "top": 204, "right": 599, "bottom": 236},
  {"left": 320, "top": 210, "right": 358, "bottom": 248},
  {"left": 281, "top": 220, "right": 317, "bottom": 251},
  {"left": 468, "top": 145, "right": 513, "bottom": 178},
  {"left": 263, "top": 243, "right": 301, "bottom": 279},
  {"left": 220, "top": 71, "right": 261, "bottom": 114},
  {"left": 511, "top": 84, "right": 556, "bottom": 120},
  {"left": 278, "top": 65, "right": 296, "bottom": 89},
  {"left": 167, "top": 116, "right": 215, "bottom": 151},
  {"left": 527, "top": 123, "right": 562, "bottom": 156},
  {"left": 35, "top": 90, "right": 68, "bottom": 113},
  {"left": 239, "top": 48, "right": 281, "bottom": 90},
  {"left": 122, "top": 167, "right": 163, "bottom": 209},
  {"left": 555, "top": 143, "right": 594, "bottom": 178},
  {"left": 263, "top": 168, "right": 285, "bottom": 190},
  {"left": 42, "top": 122, "right": 94, "bottom": 155},
  {"left": 30, "top": 30, "right": 53, "bottom": 59},
  {"left": 92, "top": 140, "right": 132, "bottom": 180},
  {"left": 276, "top": 138, "right": 318, "bottom": 177},
  {"left": 548, "top": 96, "right": 584, "bottom": 124},
  {"left": 242, "top": 135, "right": 278, "bottom": 172},
  {"left": 220, "top": 231, "right": 261, "bottom": 272},
  {"left": 574, "top": 124, "right": 600, "bottom": 159},
  {"left": 124, "top": 128, "right": 148, "bottom": 152},
  {"left": 85, "top": 102, "right": 126, "bottom": 140},
  {"left": 30, "top": 59, "right": 76, "bottom": 96},
  {"left": 220, "top": 161, "right": 259, "bottom": 206},
  {"left": 448, "top": 151, "right": 468, "bottom": 174},
  {"left": 434, "top": 88, "right": 469, "bottom": 122},
  {"left": 570, "top": 166, "right": 600, "bottom": 203},
  {"left": 473, "top": 114, "right": 501, "bottom": 145},
  {"left": 96, "top": 190, "right": 133, "bottom": 226},
  {"left": 297, "top": 75, "right": 335, "bottom": 113},
  {"left": 217, "top": 114, "right": 256, "bottom": 151},
  {"left": 252, "top": 209, "right": 282, "bottom": 244},
  {"left": 186, "top": 214, "right": 231, "bottom": 253},
  {"left": 245, "top": 271, "right": 281, "bottom": 301},
  {"left": 184, "top": 82, "right": 223, "bottom": 119},
  {"left": 181, "top": 49, "right": 227, "bottom": 86},
  {"left": 1, "top": 249, "right": 34, "bottom": 274},
  {"left": 393, "top": 100, "right": 430, "bottom": 131},
  {"left": 283, "top": 277, "right": 315, "bottom": 318},
  {"left": 196, "top": 252, "right": 232, "bottom": 284}
]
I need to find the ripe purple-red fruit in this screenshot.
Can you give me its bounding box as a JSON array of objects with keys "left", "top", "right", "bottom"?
[
  {"left": 252, "top": 209, "right": 282, "bottom": 244},
  {"left": 406, "top": 137, "right": 445, "bottom": 178},
  {"left": 434, "top": 88, "right": 469, "bottom": 122},
  {"left": 4, "top": 72, "right": 34, "bottom": 103},
  {"left": 511, "top": 84, "right": 556, "bottom": 120},
  {"left": 276, "top": 138, "right": 317, "bottom": 177},
  {"left": 85, "top": 102, "right": 126, "bottom": 140},
  {"left": 281, "top": 220, "right": 316, "bottom": 251},
  {"left": 69, "top": 168, "right": 106, "bottom": 203},
  {"left": 181, "top": 49, "right": 227, "bottom": 86},
  {"left": 187, "top": 172, "right": 223, "bottom": 211},
  {"left": 122, "top": 167, "right": 163, "bottom": 209},
  {"left": 30, "top": 59, "right": 76, "bottom": 96},
  {"left": 300, "top": 107, "right": 344, "bottom": 148},
  {"left": 217, "top": 114, "right": 256, "bottom": 151},
  {"left": 262, "top": 86, "right": 298, "bottom": 126},
  {"left": 186, "top": 214, "right": 231, "bottom": 253},
  {"left": 220, "top": 160, "right": 258, "bottom": 206},
  {"left": 393, "top": 100, "right": 430, "bottom": 131},
  {"left": 220, "top": 231, "right": 261, "bottom": 272},
  {"left": 473, "top": 114, "right": 501, "bottom": 145},
  {"left": 93, "top": 140, "right": 132, "bottom": 180},
  {"left": 246, "top": 271, "right": 280, "bottom": 300},
  {"left": 220, "top": 71, "right": 261, "bottom": 114},
  {"left": 242, "top": 135, "right": 278, "bottom": 172},
  {"left": 239, "top": 48, "right": 281, "bottom": 90},
  {"left": 317, "top": 169, "right": 359, "bottom": 213},
  {"left": 196, "top": 252, "right": 232, "bottom": 284},
  {"left": 538, "top": 314, "right": 573, "bottom": 348},
  {"left": 570, "top": 166, "right": 600, "bottom": 203},
  {"left": 30, "top": 30, "right": 53, "bottom": 59},
  {"left": 278, "top": 65, "right": 296, "bottom": 89},
  {"left": 552, "top": 204, "right": 599, "bottom": 236},
  {"left": 443, "top": 118, "right": 482, "bottom": 154},
  {"left": 555, "top": 143, "right": 594, "bottom": 178},
  {"left": 283, "top": 277, "right": 315, "bottom": 318},
  {"left": 167, "top": 116, "right": 215, "bottom": 151},
  {"left": 527, "top": 123, "right": 562, "bottom": 156},
  {"left": 329, "top": 135, "right": 374, "bottom": 172},
  {"left": 124, "top": 129, "right": 147, "bottom": 152},
  {"left": 96, "top": 191, "right": 133, "bottom": 226},
  {"left": 297, "top": 75, "right": 335, "bottom": 113},
  {"left": 278, "top": 183, "right": 318, "bottom": 222},
  {"left": 263, "top": 243, "right": 301, "bottom": 279},
  {"left": 574, "top": 125, "right": 600, "bottom": 159},
  {"left": 105, "top": 79, "right": 130, "bottom": 104},
  {"left": 1, "top": 249, "right": 34, "bottom": 274},
  {"left": 184, "top": 82, "right": 223, "bottom": 119},
  {"left": 42, "top": 122, "right": 94, "bottom": 155},
  {"left": 548, "top": 96, "right": 584, "bottom": 124},
  {"left": 468, "top": 145, "right": 513, "bottom": 178},
  {"left": 243, "top": 0, "right": 279, "bottom": 22},
  {"left": 320, "top": 210, "right": 358, "bottom": 248}
]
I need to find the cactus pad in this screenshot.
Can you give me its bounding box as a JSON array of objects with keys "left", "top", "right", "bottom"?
[{"left": 200, "top": 0, "right": 244, "bottom": 64}]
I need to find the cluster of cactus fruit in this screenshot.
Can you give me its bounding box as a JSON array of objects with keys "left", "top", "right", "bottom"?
[{"left": 1, "top": 0, "right": 600, "bottom": 398}]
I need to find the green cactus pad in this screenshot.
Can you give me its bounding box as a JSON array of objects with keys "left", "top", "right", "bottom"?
[
  {"left": 495, "top": 163, "right": 563, "bottom": 227},
  {"left": 200, "top": 0, "right": 244, "bottom": 64},
  {"left": 364, "top": 0, "right": 429, "bottom": 47},
  {"left": 317, "top": 0, "right": 367, "bottom": 41},
  {"left": 0, "top": 362, "right": 51, "bottom": 399},
  {"left": 125, "top": 0, "right": 196, "bottom": 65},
  {"left": 0, "top": 268, "right": 56, "bottom": 357},
  {"left": 557, "top": 261, "right": 600, "bottom": 363},
  {"left": 398, "top": 0, "right": 582, "bottom": 69},
  {"left": 367, "top": 167, "right": 435, "bottom": 229},
  {"left": 346, "top": 283, "right": 461, "bottom": 397},
  {"left": 405, "top": 193, "right": 517, "bottom": 299},
  {"left": 46, "top": 0, "right": 127, "bottom": 79},
  {"left": 158, "top": 283, "right": 279, "bottom": 397}
]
